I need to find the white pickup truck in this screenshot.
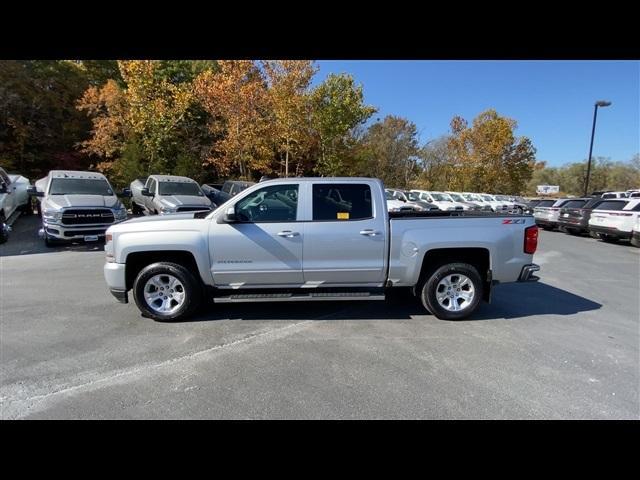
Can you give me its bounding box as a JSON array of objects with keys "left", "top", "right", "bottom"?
[
  {"left": 104, "top": 178, "right": 540, "bottom": 321},
  {"left": 0, "top": 167, "right": 32, "bottom": 243},
  {"left": 130, "top": 175, "right": 213, "bottom": 215}
]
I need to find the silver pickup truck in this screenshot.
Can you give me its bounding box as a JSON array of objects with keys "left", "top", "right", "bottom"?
[
  {"left": 29, "top": 170, "right": 128, "bottom": 246},
  {"left": 104, "top": 178, "right": 540, "bottom": 321},
  {"left": 130, "top": 175, "right": 213, "bottom": 215}
]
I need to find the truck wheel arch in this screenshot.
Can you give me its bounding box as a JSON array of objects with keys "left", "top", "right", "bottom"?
[
  {"left": 415, "top": 247, "right": 492, "bottom": 302},
  {"left": 125, "top": 250, "right": 203, "bottom": 290}
]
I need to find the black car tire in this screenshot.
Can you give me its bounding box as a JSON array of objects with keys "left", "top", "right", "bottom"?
[
  {"left": 419, "top": 262, "right": 483, "bottom": 321},
  {"left": 0, "top": 215, "right": 8, "bottom": 244},
  {"left": 133, "top": 262, "right": 203, "bottom": 322}
]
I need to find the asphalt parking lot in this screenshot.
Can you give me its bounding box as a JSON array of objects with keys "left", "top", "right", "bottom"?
[{"left": 1, "top": 215, "right": 638, "bottom": 419}]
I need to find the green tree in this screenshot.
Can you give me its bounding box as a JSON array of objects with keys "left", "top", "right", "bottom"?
[
  {"left": 447, "top": 109, "right": 536, "bottom": 194},
  {"left": 310, "top": 73, "right": 377, "bottom": 176},
  {"left": 358, "top": 116, "right": 421, "bottom": 189}
]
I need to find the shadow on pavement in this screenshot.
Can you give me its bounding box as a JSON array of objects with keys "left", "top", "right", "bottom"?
[{"left": 182, "top": 281, "right": 602, "bottom": 323}]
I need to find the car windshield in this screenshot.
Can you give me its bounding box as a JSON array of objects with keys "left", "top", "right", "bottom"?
[
  {"left": 430, "top": 193, "right": 450, "bottom": 201},
  {"left": 49, "top": 178, "right": 113, "bottom": 196},
  {"left": 159, "top": 182, "right": 203, "bottom": 196},
  {"left": 536, "top": 200, "right": 556, "bottom": 207},
  {"left": 482, "top": 195, "right": 494, "bottom": 201},
  {"left": 385, "top": 191, "right": 394, "bottom": 200},
  {"left": 449, "top": 193, "right": 465, "bottom": 202},
  {"left": 405, "top": 192, "right": 420, "bottom": 201}
]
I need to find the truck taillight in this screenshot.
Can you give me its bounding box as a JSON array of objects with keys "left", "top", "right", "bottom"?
[{"left": 524, "top": 225, "right": 538, "bottom": 254}]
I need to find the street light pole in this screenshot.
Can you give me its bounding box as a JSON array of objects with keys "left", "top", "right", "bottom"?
[{"left": 583, "top": 100, "right": 612, "bottom": 196}]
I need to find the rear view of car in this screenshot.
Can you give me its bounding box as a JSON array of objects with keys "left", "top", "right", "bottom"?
[
  {"left": 533, "top": 199, "right": 563, "bottom": 229},
  {"left": 556, "top": 198, "right": 594, "bottom": 235},
  {"left": 588, "top": 199, "right": 640, "bottom": 243}
]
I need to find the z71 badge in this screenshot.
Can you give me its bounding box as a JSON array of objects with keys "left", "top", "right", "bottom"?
[{"left": 502, "top": 219, "right": 526, "bottom": 224}]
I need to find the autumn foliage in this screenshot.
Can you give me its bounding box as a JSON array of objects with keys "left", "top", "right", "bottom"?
[{"left": 4, "top": 59, "right": 621, "bottom": 195}]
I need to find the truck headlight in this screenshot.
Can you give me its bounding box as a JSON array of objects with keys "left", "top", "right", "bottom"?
[
  {"left": 43, "top": 209, "right": 62, "bottom": 222},
  {"left": 113, "top": 207, "right": 127, "bottom": 221},
  {"left": 160, "top": 206, "right": 177, "bottom": 214}
]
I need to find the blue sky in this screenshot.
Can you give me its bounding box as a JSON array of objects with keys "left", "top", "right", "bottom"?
[{"left": 314, "top": 61, "right": 639, "bottom": 167}]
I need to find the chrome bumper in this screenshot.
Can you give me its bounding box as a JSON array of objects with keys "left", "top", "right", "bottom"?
[{"left": 518, "top": 264, "right": 540, "bottom": 282}]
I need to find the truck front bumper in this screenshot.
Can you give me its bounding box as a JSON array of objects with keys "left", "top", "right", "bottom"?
[
  {"left": 518, "top": 264, "right": 540, "bottom": 282},
  {"left": 104, "top": 262, "right": 128, "bottom": 303},
  {"left": 42, "top": 220, "right": 112, "bottom": 241}
]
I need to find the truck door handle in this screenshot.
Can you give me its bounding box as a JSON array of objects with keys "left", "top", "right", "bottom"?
[
  {"left": 277, "top": 230, "right": 299, "bottom": 238},
  {"left": 360, "top": 229, "right": 381, "bottom": 236}
]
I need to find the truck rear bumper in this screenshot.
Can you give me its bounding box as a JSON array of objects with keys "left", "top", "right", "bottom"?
[{"left": 518, "top": 264, "right": 540, "bottom": 282}]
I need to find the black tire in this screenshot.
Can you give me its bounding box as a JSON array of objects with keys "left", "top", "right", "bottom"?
[
  {"left": 419, "top": 262, "right": 483, "bottom": 320},
  {"left": 133, "top": 262, "right": 203, "bottom": 321},
  {"left": 565, "top": 227, "right": 580, "bottom": 236},
  {"left": 0, "top": 216, "right": 8, "bottom": 244},
  {"left": 600, "top": 235, "right": 619, "bottom": 243},
  {"left": 44, "top": 233, "right": 62, "bottom": 248}
]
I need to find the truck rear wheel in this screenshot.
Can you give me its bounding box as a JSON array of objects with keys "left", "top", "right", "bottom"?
[
  {"left": 420, "top": 262, "right": 483, "bottom": 320},
  {"left": 133, "top": 262, "right": 202, "bottom": 321}
]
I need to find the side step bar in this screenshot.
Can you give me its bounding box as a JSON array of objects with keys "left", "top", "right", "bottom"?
[{"left": 213, "top": 291, "right": 386, "bottom": 304}]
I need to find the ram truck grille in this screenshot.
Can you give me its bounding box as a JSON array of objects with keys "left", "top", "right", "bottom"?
[{"left": 61, "top": 209, "right": 114, "bottom": 225}]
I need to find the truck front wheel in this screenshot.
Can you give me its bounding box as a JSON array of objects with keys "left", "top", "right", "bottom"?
[
  {"left": 420, "top": 263, "right": 483, "bottom": 320},
  {"left": 133, "top": 262, "right": 202, "bottom": 321}
]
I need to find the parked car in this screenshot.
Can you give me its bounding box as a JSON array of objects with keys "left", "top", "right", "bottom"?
[
  {"left": 522, "top": 198, "right": 544, "bottom": 215},
  {"left": 533, "top": 198, "right": 575, "bottom": 230},
  {"left": 479, "top": 194, "right": 510, "bottom": 212},
  {"left": 201, "top": 180, "right": 255, "bottom": 206},
  {"left": 631, "top": 215, "right": 640, "bottom": 247},
  {"left": 410, "top": 190, "right": 464, "bottom": 211},
  {"left": 29, "top": 170, "right": 129, "bottom": 246},
  {"left": 130, "top": 175, "right": 213, "bottom": 215},
  {"left": 0, "top": 166, "right": 32, "bottom": 243},
  {"left": 460, "top": 193, "right": 494, "bottom": 211},
  {"left": 103, "top": 177, "right": 540, "bottom": 322},
  {"left": 600, "top": 191, "right": 629, "bottom": 199},
  {"left": 445, "top": 191, "right": 483, "bottom": 211},
  {"left": 557, "top": 197, "right": 606, "bottom": 235},
  {"left": 385, "top": 189, "right": 439, "bottom": 211},
  {"left": 588, "top": 199, "right": 640, "bottom": 243},
  {"left": 385, "top": 189, "right": 418, "bottom": 212}
]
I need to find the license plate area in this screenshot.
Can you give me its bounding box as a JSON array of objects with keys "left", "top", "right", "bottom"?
[{"left": 84, "top": 235, "right": 99, "bottom": 242}]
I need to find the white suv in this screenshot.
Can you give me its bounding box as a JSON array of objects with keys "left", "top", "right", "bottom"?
[{"left": 588, "top": 198, "right": 640, "bottom": 243}]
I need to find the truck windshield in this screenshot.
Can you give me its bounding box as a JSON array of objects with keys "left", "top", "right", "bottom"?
[
  {"left": 159, "top": 182, "right": 203, "bottom": 196},
  {"left": 49, "top": 178, "right": 113, "bottom": 196},
  {"left": 405, "top": 192, "right": 420, "bottom": 201},
  {"left": 431, "top": 193, "right": 450, "bottom": 202}
]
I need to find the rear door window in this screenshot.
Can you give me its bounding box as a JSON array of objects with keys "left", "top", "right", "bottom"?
[
  {"left": 562, "top": 200, "right": 587, "bottom": 209},
  {"left": 312, "top": 184, "right": 372, "bottom": 221},
  {"left": 593, "top": 200, "right": 628, "bottom": 211}
]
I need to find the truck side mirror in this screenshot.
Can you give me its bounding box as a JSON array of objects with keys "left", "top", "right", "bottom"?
[
  {"left": 223, "top": 206, "right": 237, "bottom": 223},
  {"left": 27, "top": 186, "right": 44, "bottom": 197},
  {"left": 118, "top": 187, "right": 132, "bottom": 198},
  {"left": 141, "top": 187, "right": 153, "bottom": 197}
]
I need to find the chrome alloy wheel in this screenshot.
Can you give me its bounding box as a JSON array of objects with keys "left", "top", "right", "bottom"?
[
  {"left": 435, "top": 274, "right": 475, "bottom": 312},
  {"left": 143, "top": 274, "right": 186, "bottom": 314}
]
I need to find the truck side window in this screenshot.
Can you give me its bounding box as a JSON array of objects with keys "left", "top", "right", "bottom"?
[
  {"left": 312, "top": 184, "right": 372, "bottom": 221},
  {"left": 235, "top": 184, "right": 299, "bottom": 222}
]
